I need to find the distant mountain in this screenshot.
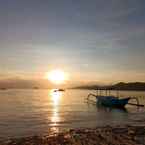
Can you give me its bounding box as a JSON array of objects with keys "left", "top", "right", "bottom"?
[
  {"left": 72, "top": 82, "right": 145, "bottom": 91},
  {"left": 111, "top": 82, "right": 145, "bottom": 91}
]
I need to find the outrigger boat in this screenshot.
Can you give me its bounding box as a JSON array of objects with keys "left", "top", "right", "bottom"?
[{"left": 86, "top": 90, "right": 144, "bottom": 108}]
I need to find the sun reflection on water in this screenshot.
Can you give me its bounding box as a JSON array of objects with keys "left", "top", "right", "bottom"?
[
  {"left": 51, "top": 90, "right": 61, "bottom": 106},
  {"left": 49, "top": 90, "right": 62, "bottom": 132}
]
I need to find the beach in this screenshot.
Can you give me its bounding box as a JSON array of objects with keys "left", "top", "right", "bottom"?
[{"left": 1, "top": 125, "right": 145, "bottom": 145}]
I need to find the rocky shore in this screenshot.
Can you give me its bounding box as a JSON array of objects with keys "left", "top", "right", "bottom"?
[{"left": 1, "top": 125, "right": 145, "bottom": 145}]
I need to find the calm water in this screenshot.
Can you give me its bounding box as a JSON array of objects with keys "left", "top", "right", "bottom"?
[{"left": 0, "top": 89, "right": 145, "bottom": 138}]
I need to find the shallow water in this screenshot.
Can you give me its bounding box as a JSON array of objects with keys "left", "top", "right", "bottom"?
[{"left": 0, "top": 89, "right": 145, "bottom": 138}]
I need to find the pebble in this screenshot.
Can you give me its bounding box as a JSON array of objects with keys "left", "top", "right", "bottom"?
[{"left": 0, "top": 126, "right": 145, "bottom": 145}]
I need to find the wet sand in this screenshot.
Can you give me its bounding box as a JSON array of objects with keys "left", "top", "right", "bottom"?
[{"left": 1, "top": 125, "right": 145, "bottom": 145}]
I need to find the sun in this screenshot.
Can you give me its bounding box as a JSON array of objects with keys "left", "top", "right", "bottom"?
[{"left": 46, "top": 70, "right": 67, "bottom": 84}]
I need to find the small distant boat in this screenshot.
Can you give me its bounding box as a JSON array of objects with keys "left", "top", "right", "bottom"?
[
  {"left": 0, "top": 88, "right": 7, "bottom": 90},
  {"left": 53, "top": 89, "right": 65, "bottom": 92},
  {"left": 33, "top": 87, "right": 39, "bottom": 89},
  {"left": 58, "top": 89, "right": 65, "bottom": 92}
]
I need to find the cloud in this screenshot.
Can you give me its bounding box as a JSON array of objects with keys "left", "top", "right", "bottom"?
[{"left": 0, "top": 0, "right": 145, "bottom": 82}]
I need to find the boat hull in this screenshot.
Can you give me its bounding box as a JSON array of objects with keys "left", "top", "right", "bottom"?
[{"left": 97, "top": 96, "right": 130, "bottom": 108}]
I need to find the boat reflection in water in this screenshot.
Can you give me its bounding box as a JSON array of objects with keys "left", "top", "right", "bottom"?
[{"left": 49, "top": 90, "right": 62, "bottom": 133}]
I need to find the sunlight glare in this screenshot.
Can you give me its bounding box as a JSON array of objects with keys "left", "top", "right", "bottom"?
[
  {"left": 47, "top": 70, "right": 67, "bottom": 84},
  {"left": 49, "top": 90, "right": 62, "bottom": 130},
  {"left": 50, "top": 90, "right": 62, "bottom": 106}
]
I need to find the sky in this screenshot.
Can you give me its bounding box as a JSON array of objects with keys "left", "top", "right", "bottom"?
[{"left": 0, "top": 0, "right": 145, "bottom": 88}]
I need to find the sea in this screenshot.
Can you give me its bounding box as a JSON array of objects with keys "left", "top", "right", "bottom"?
[{"left": 0, "top": 89, "right": 145, "bottom": 138}]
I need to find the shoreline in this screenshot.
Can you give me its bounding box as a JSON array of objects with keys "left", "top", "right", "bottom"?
[{"left": 1, "top": 125, "right": 145, "bottom": 145}]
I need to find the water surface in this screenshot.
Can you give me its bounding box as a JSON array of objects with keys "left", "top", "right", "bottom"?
[{"left": 0, "top": 89, "right": 145, "bottom": 138}]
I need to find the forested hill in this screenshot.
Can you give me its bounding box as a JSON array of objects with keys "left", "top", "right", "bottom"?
[{"left": 73, "top": 82, "right": 145, "bottom": 91}]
